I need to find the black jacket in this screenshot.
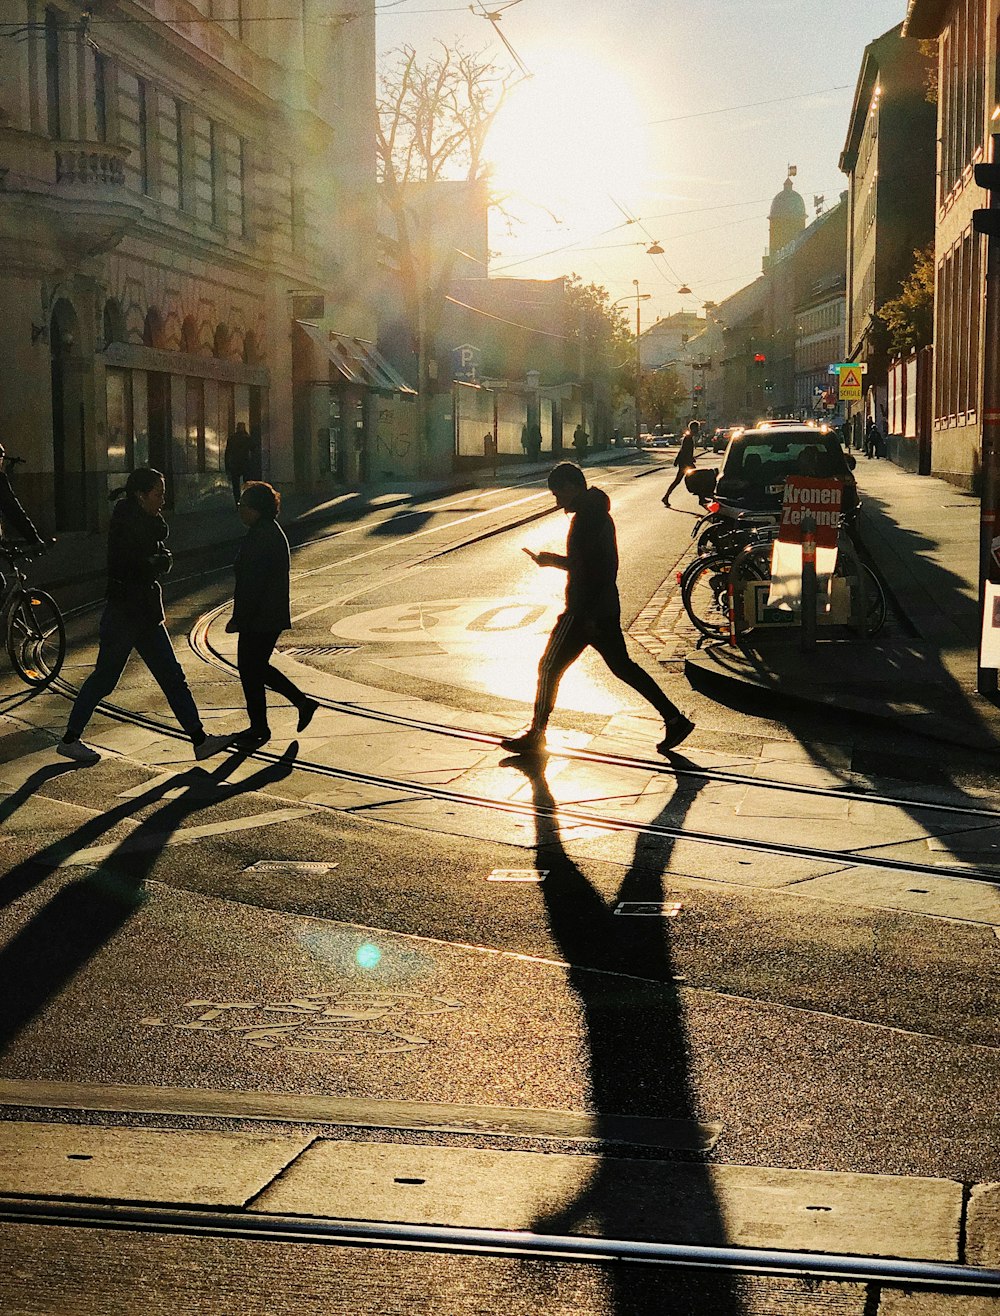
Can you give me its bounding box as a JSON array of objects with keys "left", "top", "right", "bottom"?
[
  {"left": 225, "top": 429, "right": 253, "bottom": 476},
  {"left": 106, "top": 498, "right": 172, "bottom": 629},
  {"left": 674, "top": 434, "right": 696, "bottom": 468},
  {"left": 551, "top": 486, "right": 619, "bottom": 620},
  {"left": 231, "top": 518, "right": 292, "bottom": 634}
]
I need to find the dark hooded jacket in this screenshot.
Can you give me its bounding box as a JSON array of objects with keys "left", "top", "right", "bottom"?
[
  {"left": 561, "top": 485, "right": 619, "bottom": 621},
  {"left": 105, "top": 497, "right": 172, "bottom": 629},
  {"left": 230, "top": 517, "right": 292, "bottom": 634}
]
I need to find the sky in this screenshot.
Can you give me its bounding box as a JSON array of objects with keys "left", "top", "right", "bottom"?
[{"left": 376, "top": 0, "right": 912, "bottom": 326}]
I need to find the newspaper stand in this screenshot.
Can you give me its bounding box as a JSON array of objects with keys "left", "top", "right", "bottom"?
[{"left": 727, "top": 477, "right": 874, "bottom": 643}]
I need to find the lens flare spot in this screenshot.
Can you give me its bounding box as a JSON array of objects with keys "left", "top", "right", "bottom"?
[{"left": 356, "top": 942, "right": 382, "bottom": 970}]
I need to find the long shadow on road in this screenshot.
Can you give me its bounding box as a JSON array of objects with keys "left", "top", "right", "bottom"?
[
  {"left": 0, "top": 744, "right": 298, "bottom": 1058},
  {"left": 510, "top": 754, "right": 744, "bottom": 1315}
]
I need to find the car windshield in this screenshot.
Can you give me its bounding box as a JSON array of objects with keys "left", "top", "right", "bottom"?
[{"left": 722, "top": 432, "right": 849, "bottom": 486}]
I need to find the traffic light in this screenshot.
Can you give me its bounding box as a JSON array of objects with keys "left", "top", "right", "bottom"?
[
  {"left": 753, "top": 352, "right": 767, "bottom": 363},
  {"left": 973, "top": 160, "right": 1000, "bottom": 236}
]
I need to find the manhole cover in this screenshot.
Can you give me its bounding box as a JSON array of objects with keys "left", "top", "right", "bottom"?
[
  {"left": 614, "top": 901, "right": 682, "bottom": 917},
  {"left": 277, "top": 645, "right": 358, "bottom": 657},
  {"left": 487, "top": 869, "right": 548, "bottom": 882}
]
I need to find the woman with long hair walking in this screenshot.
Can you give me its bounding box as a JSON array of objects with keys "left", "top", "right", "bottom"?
[{"left": 57, "top": 468, "right": 231, "bottom": 765}]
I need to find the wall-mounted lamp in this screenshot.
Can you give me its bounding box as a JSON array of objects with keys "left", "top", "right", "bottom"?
[{"left": 31, "top": 323, "right": 48, "bottom": 345}]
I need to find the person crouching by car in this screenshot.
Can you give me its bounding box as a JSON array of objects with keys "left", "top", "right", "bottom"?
[{"left": 226, "top": 481, "right": 318, "bottom": 748}]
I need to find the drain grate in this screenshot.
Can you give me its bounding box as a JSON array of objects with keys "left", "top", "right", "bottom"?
[{"left": 276, "top": 644, "right": 358, "bottom": 657}]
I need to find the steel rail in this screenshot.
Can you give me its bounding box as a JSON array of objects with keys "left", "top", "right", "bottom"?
[
  {"left": 186, "top": 604, "right": 1000, "bottom": 827},
  {"left": 39, "top": 674, "right": 1000, "bottom": 887},
  {"left": 0, "top": 1198, "right": 997, "bottom": 1293}
]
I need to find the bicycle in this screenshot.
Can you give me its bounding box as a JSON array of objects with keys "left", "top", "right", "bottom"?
[{"left": 0, "top": 541, "right": 65, "bottom": 686}]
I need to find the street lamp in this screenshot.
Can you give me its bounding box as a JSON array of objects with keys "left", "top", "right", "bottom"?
[
  {"left": 632, "top": 279, "right": 651, "bottom": 444},
  {"left": 611, "top": 285, "right": 651, "bottom": 442}
]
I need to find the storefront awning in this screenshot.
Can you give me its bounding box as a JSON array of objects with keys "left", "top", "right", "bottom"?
[{"left": 295, "top": 321, "right": 416, "bottom": 395}]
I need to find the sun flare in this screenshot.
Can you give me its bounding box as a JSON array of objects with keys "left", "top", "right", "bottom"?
[{"left": 486, "top": 44, "right": 651, "bottom": 226}]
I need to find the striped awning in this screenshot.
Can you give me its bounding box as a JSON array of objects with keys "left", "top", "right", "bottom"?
[{"left": 295, "top": 321, "right": 416, "bottom": 395}]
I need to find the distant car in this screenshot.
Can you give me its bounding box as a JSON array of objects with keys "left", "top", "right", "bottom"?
[
  {"left": 710, "top": 428, "right": 729, "bottom": 453},
  {"left": 650, "top": 432, "right": 675, "bottom": 449},
  {"left": 705, "top": 423, "right": 860, "bottom": 522}
]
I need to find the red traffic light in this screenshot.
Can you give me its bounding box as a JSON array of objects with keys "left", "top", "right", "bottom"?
[{"left": 753, "top": 353, "right": 767, "bottom": 363}]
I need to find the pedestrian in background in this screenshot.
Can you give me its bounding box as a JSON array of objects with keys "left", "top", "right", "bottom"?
[
  {"left": 572, "top": 423, "right": 588, "bottom": 461},
  {"left": 865, "top": 417, "right": 881, "bottom": 459},
  {"left": 56, "top": 468, "right": 231, "bottom": 765},
  {"left": 501, "top": 462, "right": 694, "bottom": 758},
  {"left": 226, "top": 481, "right": 318, "bottom": 748},
  {"left": 224, "top": 421, "right": 253, "bottom": 507},
  {"left": 662, "top": 420, "right": 700, "bottom": 507}
]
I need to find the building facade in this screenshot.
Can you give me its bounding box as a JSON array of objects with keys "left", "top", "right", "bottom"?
[
  {"left": 0, "top": 0, "right": 379, "bottom": 533},
  {"left": 904, "top": 0, "right": 996, "bottom": 487},
  {"left": 840, "top": 22, "right": 936, "bottom": 455}
]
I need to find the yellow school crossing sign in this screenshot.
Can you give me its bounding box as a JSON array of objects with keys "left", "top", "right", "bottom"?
[{"left": 837, "top": 364, "right": 864, "bottom": 401}]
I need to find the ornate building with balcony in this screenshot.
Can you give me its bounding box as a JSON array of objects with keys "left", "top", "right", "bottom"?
[{"left": 0, "top": 0, "right": 380, "bottom": 531}]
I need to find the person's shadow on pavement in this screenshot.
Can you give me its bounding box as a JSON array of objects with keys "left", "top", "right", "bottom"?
[
  {"left": 0, "top": 743, "right": 299, "bottom": 1058},
  {"left": 504, "top": 752, "right": 744, "bottom": 1315}
]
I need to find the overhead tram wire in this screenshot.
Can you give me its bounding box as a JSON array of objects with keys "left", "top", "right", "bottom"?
[{"left": 649, "top": 84, "right": 852, "bottom": 125}]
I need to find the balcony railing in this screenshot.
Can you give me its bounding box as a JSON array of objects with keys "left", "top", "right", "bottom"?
[{"left": 54, "top": 144, "right": 127, "bottom": 188}]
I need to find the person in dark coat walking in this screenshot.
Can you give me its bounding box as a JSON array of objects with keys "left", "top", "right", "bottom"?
[
  {"left": 864, "top": 417, "right": 881, "bottom": 459},
  {"left": 500, "top": 462, "right": 694, "bottom": 757},
  {"left": 56, "top": 468, "right": 231, "bottom": 765},
  {"left": 226, "top": 481, "right": 318, "bottom": 747},
  {"left": 662, "top": 421, "right": 699, "bottom": 507},
  {"left": 224, "top": 421, "right": 253, "bottom": 507}
]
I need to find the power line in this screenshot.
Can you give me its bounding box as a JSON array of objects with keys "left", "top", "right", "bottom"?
[
  {"left": 444, "top": 294, "right": 568, "bottom": 339},
  {"left": 649, "top": 84, "right": 852, "bottom": 126}
]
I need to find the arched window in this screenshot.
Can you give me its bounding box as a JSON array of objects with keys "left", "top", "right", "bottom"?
[
  {"left": 103, "top": 299, "right": 126, "bottom": 348},
  {"left": 143, "top": 307, "right": 166, "bottom": 349},
  {"left": 180, "top": 315, "right": 200, "bottom": 355}
]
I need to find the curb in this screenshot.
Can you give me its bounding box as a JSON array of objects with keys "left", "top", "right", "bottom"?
[{"left": 684, "top": 651, "right": 1000, "bottom": 755}]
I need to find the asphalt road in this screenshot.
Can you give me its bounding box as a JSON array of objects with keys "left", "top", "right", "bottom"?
[{"left": 0, "top": 452, "right": 997, "bottom": 1313}]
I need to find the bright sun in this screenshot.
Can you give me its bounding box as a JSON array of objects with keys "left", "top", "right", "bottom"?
[{"left": 486, "top": 44, "right": 651, "bottom": 228}]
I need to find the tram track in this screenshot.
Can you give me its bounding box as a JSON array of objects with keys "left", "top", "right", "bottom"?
[
  {"left": 1, "top": 1197, "right": 998, "bottom": 1295},
  {"left": 40, "top": 665, "right": 1000, "bottom": 889},
  {"left": 41, "top": 458, "right": 1000, "bottom": 888}
]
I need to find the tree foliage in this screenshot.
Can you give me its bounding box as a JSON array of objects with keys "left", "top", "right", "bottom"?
[
  {"left": 376, "top": 42, "right": 514, "bottom": 461},
  {"left": 881, "top": 244, "right": 935, "bottom": 354},
  {"left": 640, "top": 367, "right": 688, "bottom": 429},
  {"left": 376, "top": 42, "right": 512, "bottom": 321},
  {"left": 563, "top": 275, "right": 633, "bottom": 396},
  {"left": 917, "top": 39, "right": 938, "bottom": 104}
]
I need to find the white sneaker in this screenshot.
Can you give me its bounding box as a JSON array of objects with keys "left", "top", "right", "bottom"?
[
  {"left": 57, "top": 739, "right": 101, "bottom": 765},
  {"left": 193, "top": 732, "right": 232, "bottom": 761}
]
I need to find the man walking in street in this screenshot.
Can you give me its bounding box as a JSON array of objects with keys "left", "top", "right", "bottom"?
[
  {"left": 225, "top": 421, "right": 253, "bottom": 507},
  {"left": 662, "top": 420, "right": 699, "bottom": 507},
  {"left": 501, "top": 462, "right": 694, "bottom": 757}
]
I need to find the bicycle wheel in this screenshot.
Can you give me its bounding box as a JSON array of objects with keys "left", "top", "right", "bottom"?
[
  {"left": 6, "top": 589, "right": 65, "bottom": 686},
  {"left": 681, "top": 551, "right": 738, "bottom": 638},
  {"left": 860, "top": 564, "right": 886, "bottom": 636}
]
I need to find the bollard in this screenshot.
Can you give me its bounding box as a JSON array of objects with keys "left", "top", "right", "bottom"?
[{"left": 801, "top": 513, "right": 816, "bottom": 651}]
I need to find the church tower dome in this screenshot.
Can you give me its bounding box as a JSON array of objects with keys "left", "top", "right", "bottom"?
[{"left": 766, "top": 176, "right": 807, "bottom": 266}]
